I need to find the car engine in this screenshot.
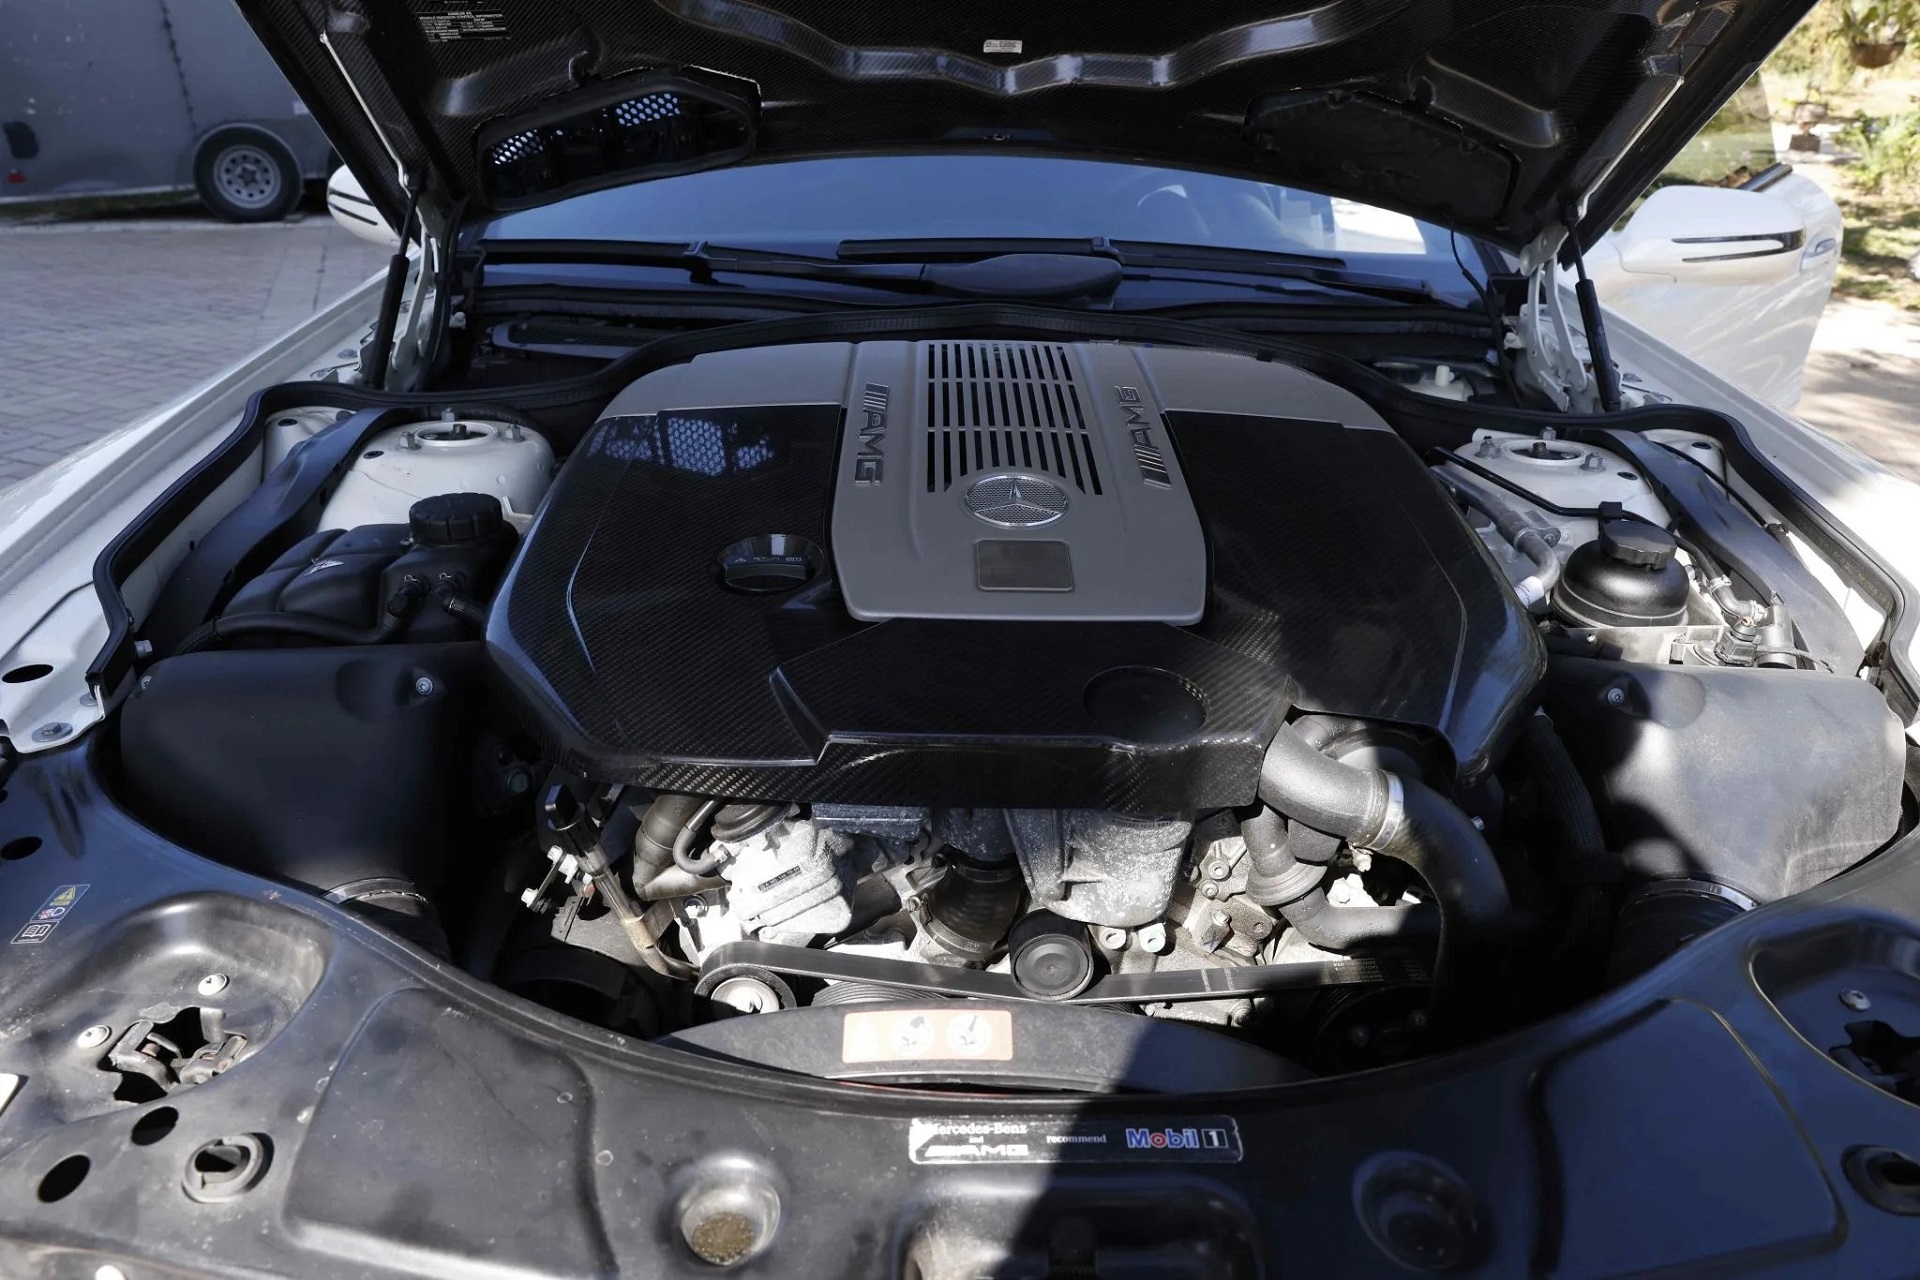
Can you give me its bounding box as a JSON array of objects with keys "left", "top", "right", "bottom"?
[{"left": 106, "top": 339, "right": 1909, "bottom": 1072}]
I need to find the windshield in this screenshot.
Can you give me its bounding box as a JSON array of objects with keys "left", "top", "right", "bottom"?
[{"left": 480, "top": 155, "right": 1488, "bottom": 304}]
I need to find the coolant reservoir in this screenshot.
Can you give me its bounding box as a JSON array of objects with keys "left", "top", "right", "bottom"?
[{"left": 318, "top": 413, "right": 555, "bottom": 532}]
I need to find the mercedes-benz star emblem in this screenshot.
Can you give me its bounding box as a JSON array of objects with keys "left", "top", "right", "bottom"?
[{"left": 964, "top": 474, "right": 1069, "bottom": 527}]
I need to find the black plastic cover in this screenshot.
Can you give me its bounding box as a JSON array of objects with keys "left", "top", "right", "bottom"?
[
  {"left": 114, "top": 644, "right": 486, "bottom": 895},
  {"left": 1542, "top": 657, "right": 1906, "bottom": 902},
  {"left": 487, "top": 402, "right": 1541, "bottom": 807},
  {"left": 221, "top": 521, "right": 515, "bottom": 643}
]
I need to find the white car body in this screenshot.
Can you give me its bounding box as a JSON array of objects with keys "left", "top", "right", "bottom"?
[{"left": 1596, "top": 171, "right": 1845, "bottom": 408}]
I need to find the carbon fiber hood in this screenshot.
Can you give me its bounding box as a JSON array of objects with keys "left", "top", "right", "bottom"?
[{"left": 237, "top": 0, "right": 1813, "bottom": 251}]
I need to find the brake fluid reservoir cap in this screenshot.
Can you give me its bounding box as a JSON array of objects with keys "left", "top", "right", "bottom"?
[{"left": 409, "top": 492, "right": 505, "bottom": 546}]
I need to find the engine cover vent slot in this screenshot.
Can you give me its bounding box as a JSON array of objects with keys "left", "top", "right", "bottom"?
[{"left": 924, "top": 341, "right": 1101, "bottom": 496}]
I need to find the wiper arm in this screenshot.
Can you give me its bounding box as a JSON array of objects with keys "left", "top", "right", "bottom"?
[{"left": 1109, "top": 240, "right": 1437, "bottom": 303}]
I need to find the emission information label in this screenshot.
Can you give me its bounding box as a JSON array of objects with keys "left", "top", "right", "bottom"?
[
  {"left": 419, "top": 7, "right": 510, "bottom": 42},
  {"left": 909, "top": 1116, "right": 1242, "bottom": 1165}
]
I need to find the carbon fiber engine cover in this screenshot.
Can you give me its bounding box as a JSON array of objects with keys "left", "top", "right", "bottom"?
[{"left": 487, "top": 341, "right": 1543, "bottom": 807}]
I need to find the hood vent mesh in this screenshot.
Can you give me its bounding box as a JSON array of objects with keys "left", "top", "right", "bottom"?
[{"left": 924, "top": 341, "right": 1101, "bottom": 495}]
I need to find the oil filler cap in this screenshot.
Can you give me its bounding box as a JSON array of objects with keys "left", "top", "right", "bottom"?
[
  {"left": 409, "top": 492, "right": 505, "bottom": 546},
  {"left": 715, "top": 535, "right": 824, "bottom": 594}
]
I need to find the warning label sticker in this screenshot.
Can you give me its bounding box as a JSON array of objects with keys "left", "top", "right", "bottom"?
[
  {"left": 843, "top": 1008, "right": 1013, "bottom": 1064},
  {"left": 419, "top": 7, "right": 510, "bottom": 43},
  {"left": 908, "top": 1115, "right": 1242, "bottom": 1165},
  {"left": 12, "top": 883, "right": 88, "bottom": 945}
]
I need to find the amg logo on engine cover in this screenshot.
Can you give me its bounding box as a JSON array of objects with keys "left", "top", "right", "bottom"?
[
  {"left": 1114, "top": 386, "right": 1172, "bottom": 487},
  {"left": 855, "top": 382, "right": 889, "bottom": 484}
]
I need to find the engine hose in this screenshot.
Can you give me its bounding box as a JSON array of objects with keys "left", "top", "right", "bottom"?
[
  {"left": 921, "top": 852, "right": 1026, "bottom": 964},
  {"left": 578, "top": 804, "right": 693, "bottom": 979},
  {"left": 173, "top": 607, "right": 405, "bottom": 656},
  {"left": 1241, "top": 805, "right": 1440, "bottom": 949},
  {"left": 671, "top": 799, "right": 727, "bottom": 876},
  {"left": 1518, "top": 714, "right": 1617, "bottom": 885},
  {"left": 1435, "top": 469, "right": 1562, "bottom": 611},
  {"left": 1278, "top": 887, "right": 1440, "bottom": 951},
  {"left": 1255, "top": 720, "right": 1514, "bottom": 1015}
]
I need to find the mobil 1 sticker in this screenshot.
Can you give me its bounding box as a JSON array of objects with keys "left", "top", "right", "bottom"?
[{"left": 909, "top": 1116, "right": 1241, "bottom": 1165}]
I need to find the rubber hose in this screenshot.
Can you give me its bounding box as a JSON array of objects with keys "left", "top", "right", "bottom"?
[
  {"left": 1436, "top": 470, "right": 1562, "bottom": 610},
  {"left": 1757, "top": 597, "right": 1801, "bottom": 669},
  {"left": 629, "top": 795, "right": 729, "bottom": 900},
  {"left": 1257, "top": 722, "right": 1513, "bottom": 933},
  {"left": 173, "top": 608, "right": 404, "bottom": 656},
  {"left": 671, "top": 799, "right": 727, "bottom": 876},
  {"left": 1278, "top": 888, "right": 1440, "bottom": 950},
  {"left": 1240, "top": 807, "right": 1441, "bottom": 951},
  {"left": 637, "top": 794, "right": 708, "bottom": 871},
  {"left": 1518, "top": 715, "right": 1617, "bottom": 885},
  {"left": 923, "top": 853, "right": 1026, "bottom": 961}
]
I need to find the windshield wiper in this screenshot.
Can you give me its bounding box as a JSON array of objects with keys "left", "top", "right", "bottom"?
[
  {"left": 472, "top": 238, "right": 1124, "bottom": 301},
  {"left": 472, "top": 236, "right": 1436, "bottom": 306},
  {"left": 837, "top": 236, "right": 1439, "bottom": 305}
]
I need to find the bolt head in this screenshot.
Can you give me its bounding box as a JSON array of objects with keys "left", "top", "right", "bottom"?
[
  {"left": 1330, "top": 881, "right": 1353, "bottom": 905},
  {"left": 1840, "top": 989, "right": 1872, "bottom": 1012},
  {"left": 33, "top": 722, "right": 72, "bottom": 742},
  {"left": 76, "top": 1024, "right": 112, "bottom": 1050},
  {"left": 1348, "top": 1024, "right": 1373, "bottom": 1047},
  {"left": 413, "top": 676, "right": 435, "bottom": 696},
  {"left": 1202, "top": 882, "right": 1219, "bottom": 899},
  {"left": 197, "top": 973, "right": 230, "bottom": 997},
  {"left": 1210, "top": 909, "right": 1231, "bottom": 928},
  {"left": 1099, "top": 928, "right": 1128, "bottom": 950},
  {"left": 1605, "top": 687, "right": 1627, "bottom": 706},
  {"left": 1208, "top": 862, "right": 1230, "bottom": 880}
]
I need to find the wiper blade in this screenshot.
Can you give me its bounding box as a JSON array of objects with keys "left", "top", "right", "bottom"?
[
  {"left": 836, "top": 236, "right": 1435, "bottom": 304},
  {"left": 479, "top": 237, "right": 876, "bottom": 280},
  {"left": 1110, "top": 240, "right": 1437, "bottom": 303}
]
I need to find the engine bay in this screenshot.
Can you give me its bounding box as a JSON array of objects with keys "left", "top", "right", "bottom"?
[{"left": 95, "top": 336, "right": 1911, "bottom": 1081}]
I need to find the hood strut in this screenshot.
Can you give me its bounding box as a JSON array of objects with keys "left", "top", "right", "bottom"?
[
  {"left": 1564, "top": 217, "right": 1624, "bottom": 413},
  {"left": 364, "top": 188, "right": 421, "bottom": 391}
]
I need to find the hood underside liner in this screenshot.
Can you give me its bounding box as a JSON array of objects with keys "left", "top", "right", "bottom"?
[{"left": 239, "top": 0, "right": 1815, "bottom": 251}]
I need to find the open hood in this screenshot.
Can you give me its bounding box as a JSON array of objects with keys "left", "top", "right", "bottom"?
[{"left": 239, "top": 0, "right": 1812, "bottom": 253}]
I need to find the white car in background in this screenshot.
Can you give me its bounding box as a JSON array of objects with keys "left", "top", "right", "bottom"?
[{"left": 2, "top": 4, "right": 1919, "bottom": 1276}]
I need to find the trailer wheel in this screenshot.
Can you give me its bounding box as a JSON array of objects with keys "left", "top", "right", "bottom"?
[{"left": 194, "top": 128, "right": 300, "bottom": 223}]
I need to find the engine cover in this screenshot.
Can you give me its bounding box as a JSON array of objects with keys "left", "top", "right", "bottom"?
[
  {"left": 830, "top": 342, "right": 1207, "bottom": 623},
  {"left": 487, "top": 341, "right": 1542, "bottom": 808}
]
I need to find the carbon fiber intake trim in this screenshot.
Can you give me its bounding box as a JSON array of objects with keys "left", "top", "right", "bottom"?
[{"left": 486, "top": 344, "right": 1542, "bottom": 805}]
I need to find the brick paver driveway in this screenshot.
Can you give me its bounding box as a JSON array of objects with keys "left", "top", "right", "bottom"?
[{"left": 0, "top": 212, "right": 387, "bottom": 490}]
